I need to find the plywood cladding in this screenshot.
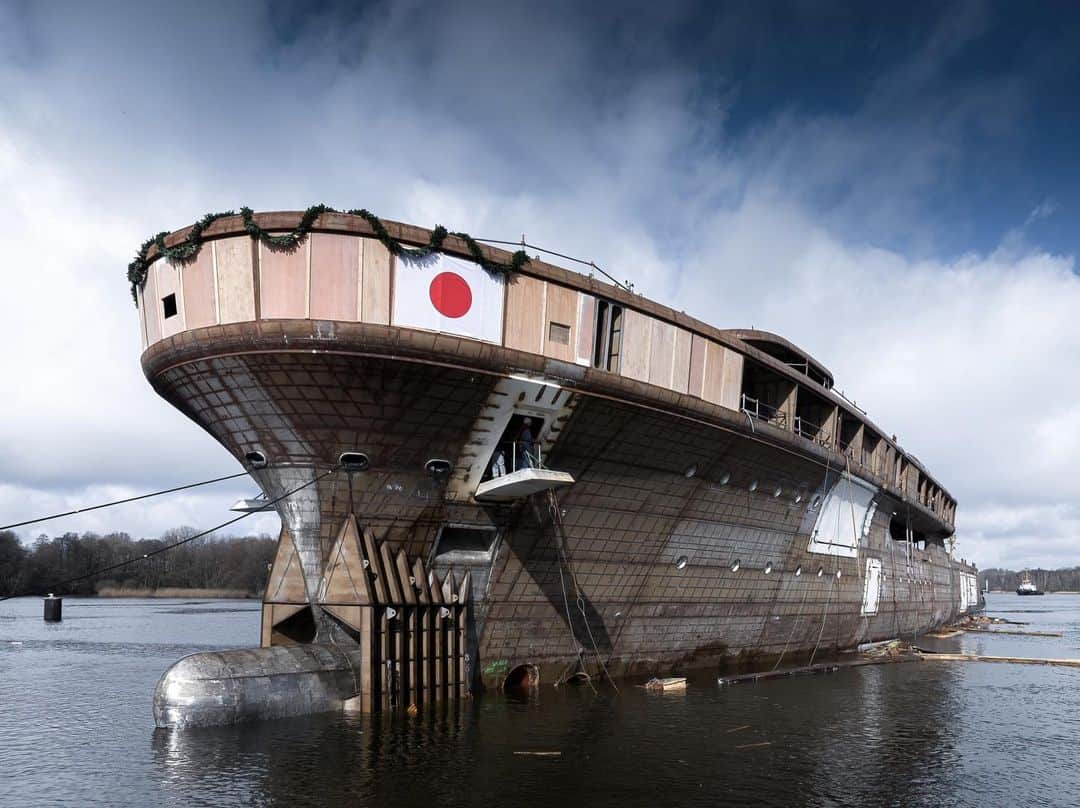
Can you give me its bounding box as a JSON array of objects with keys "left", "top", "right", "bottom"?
[
  {"left": 702, "top": 340, "right": 743, "bottom": 411},
  {"left": 260, "top": 240, "right": 309, "bottom": 319},
  {"left": 214, "top": 237, "right": 256, "bottom": 325},
  {"left": 142, "top": 266, "right": 162, "bottom": 346},
  {"left": 671, "top": 328, "right": 692, "bottom": 395},
  {"left": 542, "top": 283, "right": 578, "bottom": 363},
  {"left": 361, "top": 240, "right": 391, "bottom": 325},
  {"left": 575, "top": 294, "right": 595, "bottom": 366},
  {"left": 620, "top": 308, "right": 652, "bottom": 383},
  {"left": 688, "top": 334, "right": 707, "bottom": 399},
  {"left": 182, "top": 248, "right": 217, "bottom": 330},
  {"left": 310, "top": 233, "right": 360, "bottom": 322},
  {"left": 504, "top": 274, "right": 545, "bottom": 353},
  {"left": 648, "top": 319, "right": 676, "bottom": 389},
  {"left": 155, "top": 260, "right": 186, "bottom": 339}
]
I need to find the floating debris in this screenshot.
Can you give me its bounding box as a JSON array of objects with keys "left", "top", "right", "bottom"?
[
  {"left": 644, "top": 677, "right": 687, "bottom": 691},
  {"left": 513, "top": 751, "right": 562, "bottom": 757}
]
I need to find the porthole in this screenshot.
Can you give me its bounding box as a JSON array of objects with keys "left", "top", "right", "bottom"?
[
  {"left": 794, "top": 492, "right": 803, "bottom": 504},
  {"left": 810, "top": 494, "right": 823, "bottom": 510},
  {"left": 773, "top": 486, "right": 782, "bottom": 498},
  {"left": 244, "top": 450, "right": 267, "bottom": 469},
  {"left": 817, "top": 566, "right": 824, "bottom": 577},
  {"left": 675, "top": 556, "right": 688, "bottom": 570},
  {"left": 730, "top": 559, "right": 741, "bottom": 573},
  {"left": 614, "top": 610, "right": 623, "bottom": 618},
  {"left": 794, "top": 565, "right": 803, "bottom": 576},
  {"left": 835, "top": 569, "right": 842, "bottom": 579},
  {"left": 764, "top": 562, "right": 773, "bottom": 574},
  {"left": 684, "top": 464, "right": 697, "bottom": 479},
  {"left": 339, "top": 452, "right": 370, "bottom": 472},
  {"left": 718, "top": 472, "right": 731, "bottom": 486},
  {"left": 749, "top": 480, "right": 759, "bottom": 492}
]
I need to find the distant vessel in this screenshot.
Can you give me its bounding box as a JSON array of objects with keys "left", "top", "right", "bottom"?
[
  {"left": 1016, "top": 572, "right": 1044, "bottom": 596},
  {"left": 133, "top": 208, "right": 980, "bottom": 722}
]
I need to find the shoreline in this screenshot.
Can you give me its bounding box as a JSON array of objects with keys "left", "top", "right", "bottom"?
[{"left": 94, "top": 587, "right": 261, "bottom": 599}]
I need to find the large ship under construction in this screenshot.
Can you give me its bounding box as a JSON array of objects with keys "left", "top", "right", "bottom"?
[{"left": 137, "top": 208, "right": 980, "bottom": 725}]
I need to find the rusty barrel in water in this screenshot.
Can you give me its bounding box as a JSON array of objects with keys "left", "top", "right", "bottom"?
[{"left": 43, "top": 595, "right": 62, "bottom": 622}]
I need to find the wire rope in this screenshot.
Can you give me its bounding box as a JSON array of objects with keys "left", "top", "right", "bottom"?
[
  {"left": 0, "top": 468, "right": 335, "bottom": 601},
  {"left": 0, "top": 471, "right": 250, "bottom": 531}
]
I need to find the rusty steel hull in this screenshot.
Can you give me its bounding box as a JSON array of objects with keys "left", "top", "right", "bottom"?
[{"left": 144, "top": 320, "right": 975, "bottom": 692}]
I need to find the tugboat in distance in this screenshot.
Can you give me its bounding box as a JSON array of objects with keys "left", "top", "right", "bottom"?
[{"left": 1016, "top": 572, "right": 1044, "bottom": 596}]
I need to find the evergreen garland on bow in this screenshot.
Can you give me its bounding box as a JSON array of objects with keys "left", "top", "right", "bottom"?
[{"left": 127, "top": 204, "right": 530, "bottom": 305}]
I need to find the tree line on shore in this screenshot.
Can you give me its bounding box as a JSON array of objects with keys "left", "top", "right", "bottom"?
[
  {"left": 979, "top": 567, "right": 1080, "bottom": 593},
  {"left": 0, "top": 529, "right": 277, "bottom": 597}
]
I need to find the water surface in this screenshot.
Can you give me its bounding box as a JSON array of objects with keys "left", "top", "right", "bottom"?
[{"left": 2, "top": 594, "right": 1078, "bottom": 807}]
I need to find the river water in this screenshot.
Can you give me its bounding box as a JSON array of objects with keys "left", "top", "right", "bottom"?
[{"left": 1, "top": 593, "right": 1078, "bottom": 807}]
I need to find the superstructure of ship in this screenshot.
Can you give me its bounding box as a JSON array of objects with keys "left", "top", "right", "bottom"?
[
  {"left": 136, "top": 208, "right": 981, "bottom": 725},
  {"left": 1016, "top": 572, "right": 1044, "bottom": 595}
]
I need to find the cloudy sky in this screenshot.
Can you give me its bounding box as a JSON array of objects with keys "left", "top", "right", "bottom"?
[{"left": 1, "top": 1, "right": 1077, "bottom": 569}]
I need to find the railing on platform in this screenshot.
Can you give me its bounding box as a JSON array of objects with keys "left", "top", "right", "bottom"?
[
  {"left": 741, "top": 394, "right": 788, "bottom": 429},
  {"left": 488, "top": 441, "right": 545, "bottom": 478},
  {"left": 794, "top": 415, "right": 832, "bottom": 449}
]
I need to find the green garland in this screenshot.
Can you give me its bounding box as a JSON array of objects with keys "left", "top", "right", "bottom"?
[{"left": 127, "top": 204, "right": 530, "bottom": 304}]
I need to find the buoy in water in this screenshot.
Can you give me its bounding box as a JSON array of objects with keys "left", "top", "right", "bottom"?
[{"left": 43, "top": 594, "right": 62, "bottom": 622}]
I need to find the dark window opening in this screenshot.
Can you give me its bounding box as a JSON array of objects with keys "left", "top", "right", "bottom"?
[
  {"left": 548, "top": 322, "right": 570, "bottom": 345},
  {"left": 740, "top": 360, "right": 795, "bottom": 428},
  {"left": 270, "top": 606, "right": 317, "bottom": 644},
  {"left": 482, "top": 414, "right": 546, "bottom": 480},
  {"left": 592, "top": 300, "right": 623, "bottom": 372},
  {"left": 162, "top": 293, "right": 178, "bottom": 319},
  {"left": 862, "top": 431, "right": 882, "bottom": 474},
  {"left": 434, "top": 525, "right": 498, "bottom": 558},
  {"left": 794, "top": 387, "right": 835, "bottom": 446},
  {"left": 889, "top": 514, "right": 926, "bottom": 543},
  {"left": 839, "top": 416, "right": 861, "bottom": 458}
]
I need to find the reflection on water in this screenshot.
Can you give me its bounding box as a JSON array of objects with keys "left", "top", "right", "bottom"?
[{"left": 2, "top": 595, "right": 1079, "bottom": 807}]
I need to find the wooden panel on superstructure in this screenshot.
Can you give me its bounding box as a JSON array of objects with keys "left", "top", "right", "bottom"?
[
  {"left": 361, "top": 239, "right": 391, "bottom": 325},
  {"left": 181, "top": 249, "right": 217, "bottom": 330},
  {"left": 155, "top": 260, "right": 186, "bottom": 339},
  {"left": 260, "top": 240, "right": 308, "bottom": 319},
  {"left": 620, "top": 308, "right": 652, "bottom": 383},
  {"left": 310, "top": 233, "right": 360, "bottom": 322},
  {"left": 648, "top": 319, "right": 676, "bottom": 390},
  {"left": 720, "top": 347, "right": 744, "bottom": 410},
  {"left": 142, "top": 265, "right": 162, "bottom": 345},
  {"left": 504, "top": 274, "right": 545, "bottom": 353},
  {"left": 671, "top": 328, "right": 692, "bottom": 394},
  {"left": 688, "top": 334, "right": 707, "bottom": 398},
  {"left": 542, "top": 283, "right": 577, "bottom": 363},
  {"left": 213, "top": 237, "right": 256, "bottom": 324},
  {"left": 575, "top": 293, "right": 595, "bottom": 366}
]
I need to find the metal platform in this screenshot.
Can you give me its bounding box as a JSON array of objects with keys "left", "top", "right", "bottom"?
[{"left": 474, "top": 468, "right": 575, "bottom": 501}]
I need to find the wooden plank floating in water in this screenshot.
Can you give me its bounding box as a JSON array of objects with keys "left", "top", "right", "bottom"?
[
  {"left": 919, "top": 653, "right": 1080, "bottom": 668},
  {"left": 644, "top": 677, "right": 687, "bottom": 691},
  {"left": 717, "top": 656, "right": 916, "bottom": 685},
  {"left": 514, "top": 751, "right": 562, "bottom": 757},
  {"left": 959, "top": 627, "right": 1063, "bottom": 637}
]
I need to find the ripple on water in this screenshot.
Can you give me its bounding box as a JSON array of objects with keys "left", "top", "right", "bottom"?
[{"left": 1, "top": 594, "right": 1079, "bottom": 807}]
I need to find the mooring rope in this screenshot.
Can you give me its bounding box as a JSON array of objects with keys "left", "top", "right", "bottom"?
[
  {"left": 0, "top": 471, "right": 250, "bottom": 531},
  {"left": 0, "top": 468, "right": 336, "bottom": 601}
]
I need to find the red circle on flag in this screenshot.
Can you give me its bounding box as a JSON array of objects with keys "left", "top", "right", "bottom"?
[{"left": 429, "top": 272, "right": 472, "bottom": 318}]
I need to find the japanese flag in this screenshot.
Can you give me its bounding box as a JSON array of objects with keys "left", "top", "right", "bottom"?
[{"left": 392, "top": 252, "right": 505, "bottom": 344}]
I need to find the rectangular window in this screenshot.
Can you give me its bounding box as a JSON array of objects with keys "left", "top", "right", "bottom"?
[
  {"left": 162, "top": 293, "right": 178, "bottom": 319},
  {"left": 548, "top": 321, "right": 570, "bottom": 345}
]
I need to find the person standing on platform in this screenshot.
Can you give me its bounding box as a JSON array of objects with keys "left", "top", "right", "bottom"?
[{"left": 517, "top": 418, "right": 536, "bottom": 470}]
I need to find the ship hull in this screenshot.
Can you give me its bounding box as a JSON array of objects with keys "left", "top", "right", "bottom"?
[{"left": 145, "top": 319, "right": 975, "bottom": 690}]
